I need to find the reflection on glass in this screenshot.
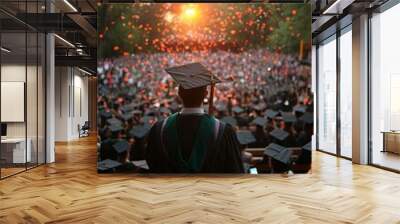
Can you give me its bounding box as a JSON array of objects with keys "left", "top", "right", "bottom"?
[
  {"left": 1, "top": 31, "right": 27, "bottom": 177},
  {"left": 38, "top": 33, "right": 46, "bottom": 165},
  {"left": 340, "top": 28, "right": 352, "bottom": 158},
  {"left": 318, "top": 36, "right": 337, "bottom": 154},
  {"left": 0, "top": 1, "right": 46, "bottom": 178},
  {"left": 371, "top": 4, "right": 400, "bottom": 171},
  {"left": 27, "top": 31, "right": 38, "bottom": 169}
]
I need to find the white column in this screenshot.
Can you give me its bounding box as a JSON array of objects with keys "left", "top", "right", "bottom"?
[
  {"left": 352, "top": 14, "right": 369, "bottom": 164},
  {"left": 46, "top": 33, "right": 55, "bottom": 163},
  {"left": 45, "top": 0, "right": 55, "bottom": 163}
]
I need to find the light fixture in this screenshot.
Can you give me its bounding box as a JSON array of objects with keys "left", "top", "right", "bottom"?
[
  {"left": 78, "top": 67, "right": 93, "bottom": 76},
  {"left": 54, "top": 34, "right": 75, "bottom": 48},
  {"left": 63, "top": 0, "right": 78, "bottom": 12},
  {"left": 322, "top": 0, "right": 355, "bottom": 15},
  {"left": 1, "top": 47, "right": 11, "bottom": 53}
]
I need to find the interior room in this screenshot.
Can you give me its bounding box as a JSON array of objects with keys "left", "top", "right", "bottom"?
[
  {"left": 0, "top": 9, "right": 46, "bottom": 178},
  {"left": 0, "top": 0, "right": 399, "bottom": 223}
]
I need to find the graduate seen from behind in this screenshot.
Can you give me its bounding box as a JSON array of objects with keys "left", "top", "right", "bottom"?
[{"left": 145, "top": 63, "right": 244, "bottom": 173}]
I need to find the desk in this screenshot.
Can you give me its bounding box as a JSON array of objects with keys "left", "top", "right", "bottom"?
[
  {"left": 382, "top": 131, "right": 400, "bottom": 154},
  {"left": 1, "top": 138, "right": 31, "bottom": 163}
]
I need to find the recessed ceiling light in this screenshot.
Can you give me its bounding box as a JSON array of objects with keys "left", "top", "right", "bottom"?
[
  {"left": 1, "top": 47, "right": 11, "bottom": 53},
  {"left": 54, "top": 34, "right": 75, "bottom": 48},
  {"left": 63, "top": 0, "right": 78, "bottom": 12},
  {"left": 78, "top": 67, "right": 93, "bottom": 76}
]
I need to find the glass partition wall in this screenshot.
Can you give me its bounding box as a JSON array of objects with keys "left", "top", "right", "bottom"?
[
  {"left": 316, "top": 25, "right": 353, "bottom": 159},
  {"left": 317, "top": 35, "right": 337, "bottom": 155},
  {"left": 370, "top": 3, "right": 400, "bottom": 171},
  {"left": 0, "top": 1, "right": 46, "bottom": 179}
]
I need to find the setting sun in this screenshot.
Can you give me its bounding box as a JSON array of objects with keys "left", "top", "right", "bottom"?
[
  {"left": 181, "top": 5, "right": 198, "bottom": 22},
  {"left": 184, "top": 7, "right": 196, "bottom": 18}
]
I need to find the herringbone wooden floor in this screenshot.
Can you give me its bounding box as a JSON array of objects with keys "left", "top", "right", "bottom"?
[{"left": 1, "top": 135, "right": 400, "bottom": 224}]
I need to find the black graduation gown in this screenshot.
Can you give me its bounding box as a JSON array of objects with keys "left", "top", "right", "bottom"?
[{"left": 145, "top": 114, "right": 244, "bottom": 173}]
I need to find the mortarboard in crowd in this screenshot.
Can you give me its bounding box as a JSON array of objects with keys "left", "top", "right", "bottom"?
[
  {"left": 98, "top": 159, "right": 122, "bottom": 171},
  {"left": 236, "top": 130, "right": 256, "bottom": 145},
  {"left": 265, "top": 109, "right": 279, "bottom": 119},
  {"left": 270, "top": 128, "right": 289, "bottom": 142},
  {"left": 165, "top": 62, "right": 222, "bottom": 89},
  {"left": 113, "top": 140, "right": 130, "bottom": 154},
  {"left": 264, "top": 143, "right": 292, "bottom": 165},
  {"left": 251, "top": 116, "right": 267, "bottom": 127},
  {"left": 221, "top": 116, "right": 238, "bottom": 127}
]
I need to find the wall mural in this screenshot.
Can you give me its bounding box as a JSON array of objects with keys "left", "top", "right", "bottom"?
[{"left": 97, "top": 3, "right": 312, "bottom": 174}]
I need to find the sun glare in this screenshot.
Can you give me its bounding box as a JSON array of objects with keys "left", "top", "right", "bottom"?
[
  {"left": 184, "top": 8, "right": 196, "bottom": 18},
  {"left": 181, "top": 5, "right": 198, "bottom": 22}
]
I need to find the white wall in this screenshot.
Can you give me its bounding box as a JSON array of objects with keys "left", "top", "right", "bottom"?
[
  {"left": 54, "top": 67, "right": 89, "bottom": 141},
  {"left": 1, "top": 65, "right": 39, "bottom": 137},
  {"left": 1, "top": 63, "right": 46, "bottom": 164}
]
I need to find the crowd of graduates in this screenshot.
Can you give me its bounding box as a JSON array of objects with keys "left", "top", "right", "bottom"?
[{"left": 97, "top": 48, "right": 313, "bottom": 173}]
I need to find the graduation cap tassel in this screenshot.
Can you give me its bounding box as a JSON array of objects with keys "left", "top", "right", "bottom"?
[{"left": 208, "top": 73, "right": 215, "bottom": 116}]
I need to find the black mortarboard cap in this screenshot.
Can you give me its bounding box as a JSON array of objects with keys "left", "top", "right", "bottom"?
[
  {"left": 302, "top": 142, "right": 312, "bottom": 151},
  {"left": 300, "top": 112, "right": 313, "bottom": 124},
  {"left": 109, "top": 124, "right": 124, "bottom": 133},
  {"left": 98, "top": 159, "right": 122, "bottom": 171},
  {"left": 232, "top": 106, "right": 244, "bottom": 114},
  {"left": 132, "top": 160, "right": 149, "bottom": 170},
  {"left": 129, "top": 125, "right": 151, "bottom": 139},
  {"left": 121, "top": 113, "right": 133, "bottom": 121},
  {"left": 270, "top": 128, "right": 289, "bottom": 141},
  {"left": 100, "top": 111, "right": 112, "bottom": 119},
  {"left": 107, "top": 118, "right": 123, "bottom": 126},
  {"left": 294, "top": 105, "right": 307, "bottom": 114},
  {"left": 160, "top": 107, "right": 171, "bottom": 114},
  {"left": 142, "top": 116, "right": 155, "bottom": 124},
  {"left": 236, "top": 130, "right": 256, "bottom": 145},
  {"left": 251, "top": 117, "right": 267, "bottom": 127},
  {"left": 265, "top": 109, "right": 279, "bottom": 119},
  {"left": 145, "top": 107, "right": 158, "bottom": 116},
  {"left": 281, "top": 112, "right": 297, "bottom": 123},
  {"left": 264, "top": 143, "right": 292, "bottom": 165},
  {"left": 165, "top": 62, "right": 222, "bottom": 89},
  {"left": 112, "top": 140, "right": 130, "bottom": 154},
  {"left": 221, "top": 116, "right": 237, "bottom": 127},
  {"left": 121, "top": 104, "right": 136, "bottom": 113}
]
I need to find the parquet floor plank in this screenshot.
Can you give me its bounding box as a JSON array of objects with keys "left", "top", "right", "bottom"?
[{"left": 0, "top": 135, "right": 400, "bottom": 223}]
